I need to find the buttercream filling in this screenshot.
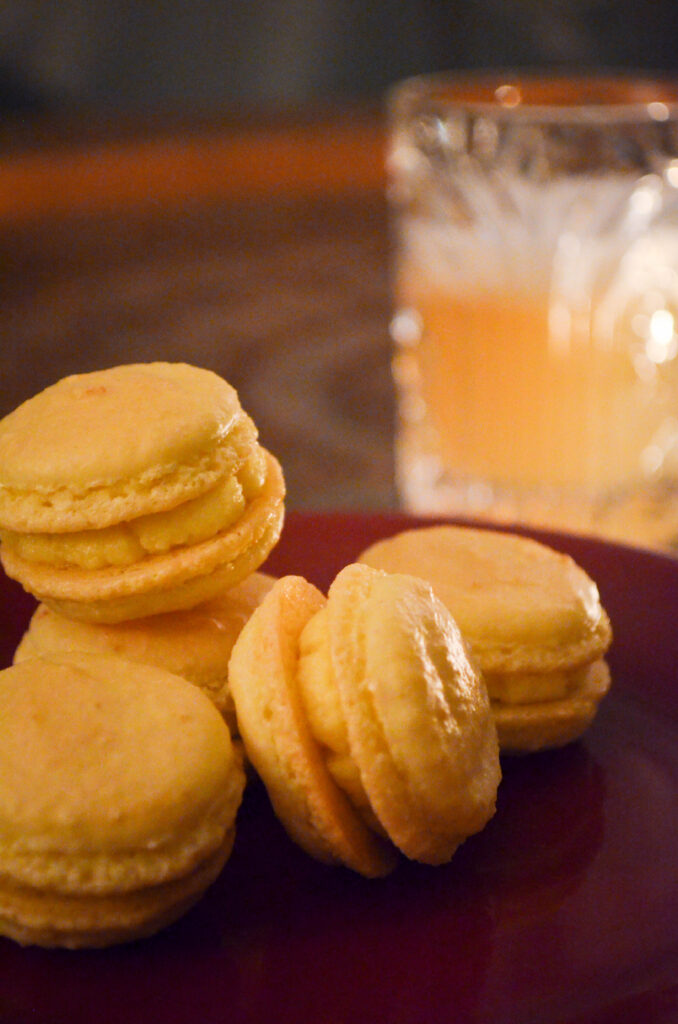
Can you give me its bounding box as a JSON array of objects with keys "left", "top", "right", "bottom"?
[
  {"left": 485, "top": 664, "right": 589, "bottom": 705},
  {"left": 296, "top": 607, "right": 383, "bottom": 834},
  {"left": 0, "top": 446, "right": 267, "bottom": 570}
]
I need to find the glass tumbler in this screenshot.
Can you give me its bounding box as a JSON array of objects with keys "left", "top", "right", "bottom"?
[{"left": 387, "top": 73, "right": 678, "bottom": 549}]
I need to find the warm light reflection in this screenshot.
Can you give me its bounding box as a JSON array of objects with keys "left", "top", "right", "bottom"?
[
  {"left": 390, "top": 309, "right": 422, "bottom": 347},
  {"left": 647, "top": 101, "right": 670, "bottom": 122},
  {"left": 628, "top": 175, "right": 662, "bottom": 222},
  {"left": 495, "top": 84, "right": 521, "bottom": 108},
  {"left": 647, "top": 309, "right": 677, "bottom": 363}
]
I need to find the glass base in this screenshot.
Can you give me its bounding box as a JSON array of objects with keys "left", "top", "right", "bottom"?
[{"left": 397, "top": 450, "right": 678, "bottom": 553}]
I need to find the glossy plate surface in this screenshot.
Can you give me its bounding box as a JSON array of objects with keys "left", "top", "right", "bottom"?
[{"left": 1, "top": 511, "right": 677, "bottom": 1024}]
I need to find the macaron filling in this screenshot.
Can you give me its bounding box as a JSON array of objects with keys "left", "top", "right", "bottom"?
[
  {"left": 483, "top": 663, "right": 594, "bottom": 705},
  {"left": 296, "top": 566, "right": 501, "bottom": 862},
  {"left": 0, "top": 441, "right": 267, "bottom": 570},
  {"left": 296, "top": 606, "right": 385, "bottom": 834}
]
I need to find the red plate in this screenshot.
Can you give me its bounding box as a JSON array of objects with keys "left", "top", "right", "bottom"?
[{"left": 1, "top": 511, "right": 677, "bottom": 1024}]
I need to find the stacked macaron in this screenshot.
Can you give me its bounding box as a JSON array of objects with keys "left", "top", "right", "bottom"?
[
  {"left": 1, "top": 363, "right": 283, "bottom": 717},
  {"left": 0, "top": 362, "right": 284, "bottom": 623},
  {"left": 0, "top": 362, "right": 284, "bottom": 945},
  {"left": 0, "top": 361, "right": 615, "bottom": 948}
]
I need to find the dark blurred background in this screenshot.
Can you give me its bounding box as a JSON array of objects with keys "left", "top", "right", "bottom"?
[
  {"left": 1, "top": 0, "right": 677, "bottom": 116},
  {"left": 2, "top": 1, "right": 678, "bottom": 514}
]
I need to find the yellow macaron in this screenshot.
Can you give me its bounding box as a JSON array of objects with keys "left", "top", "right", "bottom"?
[
  {"left": 228, "top": 564, "right": 501, "bottom": 876},
  {"left": 359, "top": 525, "right": 613, "bottom": 754},
  {"left": 0, "top": 651, "right": 245, "bottom": 948},
  {"left": 14, "top": 572, "right": 276, "bottom": 736},
  {"left": 0, "top": 363, "right": 284, "bottom": 622}
]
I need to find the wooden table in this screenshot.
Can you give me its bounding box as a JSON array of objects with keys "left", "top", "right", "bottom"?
[{"left": 0, "top": 107, "right": 397, "bottom": 512}]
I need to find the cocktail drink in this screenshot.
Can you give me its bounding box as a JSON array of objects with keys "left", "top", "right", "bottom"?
[{"left": 388, "top": 75, "right": 678, "bottom": 547}]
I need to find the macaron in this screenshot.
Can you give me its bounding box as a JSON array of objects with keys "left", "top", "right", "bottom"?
[
  {"left": 228, "top": 564, "right": 501, "bottom": 877},
  {"left": 358, "top": 525, "right": 613, "bottom": 754},
  {"left": 0, "top": 363, "right": 284, "bottom": 623},
  {"left": 14, "top": 572, "right": 276, "bottom": 736},
  {"left": 0, "top": 651, "right": 245, "bottom": 948}
]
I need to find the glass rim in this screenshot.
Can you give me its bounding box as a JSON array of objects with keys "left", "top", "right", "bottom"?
[{"left": 387, "top": 69, "right": 678, "bottom": 124}]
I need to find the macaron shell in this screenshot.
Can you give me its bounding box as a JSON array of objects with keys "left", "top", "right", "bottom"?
[
  {"left": 494, "top": 659, "right": 612, "bottom": 754},
  {"left": 0, "top": 653, "right": 243, "bottom": 879},
  {"left": 228, "top": 575, "right": 397, "bottom": 878},
  {"left": 1, "top": 451, "right": 284, "bottom": 622},
  {"left": 0, "top": 828, "right": 235, "bottom": 949},
  {"left": 0, "top": 651, "right": 244, "bottom": 946},
  {"left": 327, "top": 564, "right": 501, "bottom": 865},
  {"left": 0, "top": 363, "right": 243, "bottom": 530},
  {"left": 14, "top": 572, "right": 276, "bottom": 717},
  {"left": 359, "top": 526, "right": 612, "bottom": 674}
]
